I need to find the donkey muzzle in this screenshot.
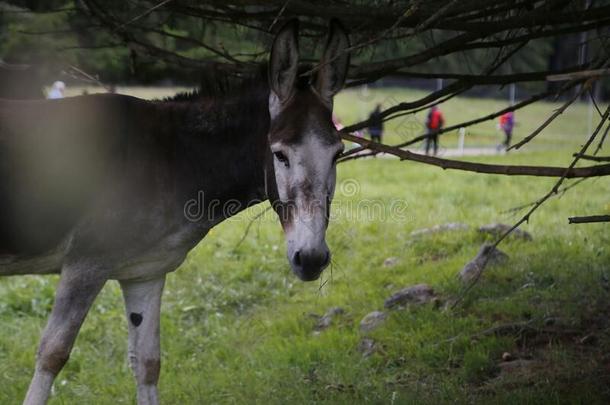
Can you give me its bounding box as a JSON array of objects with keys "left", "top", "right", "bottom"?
[{"left": 289, "top": 247, "right": 330, "bottom": 281}]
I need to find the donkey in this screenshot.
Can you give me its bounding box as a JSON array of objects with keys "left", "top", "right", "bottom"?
[{"left": 0, "top": 20, "right": 349, "bottom": 404}]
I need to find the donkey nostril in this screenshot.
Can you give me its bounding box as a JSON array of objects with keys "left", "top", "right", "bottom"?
[
  {"left": 294, "top": 250, "right": 302, "bottom": 266},
  {"left": 322, "top": 251, "right": 330, "bottom": 267}
]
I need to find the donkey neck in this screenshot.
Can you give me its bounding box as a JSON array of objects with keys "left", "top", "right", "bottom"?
[{"left": 172, "top": 82, "right": 273, "bottom": 224}]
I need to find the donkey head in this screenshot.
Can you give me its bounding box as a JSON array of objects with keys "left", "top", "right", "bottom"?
[{"left": 266, "top": 20, "right": 349, "bottom": 281}]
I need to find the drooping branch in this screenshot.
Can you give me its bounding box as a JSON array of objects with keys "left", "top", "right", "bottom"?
[
  {"left": 509, "top": 78, "right": 596, "bottom": 151},
  {"left": 66, "top": 0, "right": 610, "bottom": 85},
  {"left": 339, "top": 133, "right": 610, "bottom": 179},
  {"left": 343, "top": 39, "right": 531, "bottom": 136},
  {"left": 388, "top": 64, "right": 599, "bottom": 85},
  {"left": 501, "top": 178, "right": 589, "bottom": 215},
  {"left": 350, "top": 5, "right": 610, "bottom": 79}
]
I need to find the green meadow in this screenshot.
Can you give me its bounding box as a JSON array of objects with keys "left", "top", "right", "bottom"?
[{"left": 1, "top": 87, "right": 609, "bottom": 404}]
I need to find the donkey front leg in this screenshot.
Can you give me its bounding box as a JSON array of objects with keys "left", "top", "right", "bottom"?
[
  {"left": 120, "top": 276, "right": 166, "bottom": 405},
  {"left": 24, "top": 267, "right": 106, "bottom": 405}
]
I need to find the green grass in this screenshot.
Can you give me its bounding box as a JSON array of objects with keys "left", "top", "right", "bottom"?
[{"left": 1, "top": 87, "right": 609, "bottom": 404}]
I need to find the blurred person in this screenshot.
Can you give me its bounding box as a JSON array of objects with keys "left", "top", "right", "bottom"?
[
  {"left": 47, "top": 81, "right": 65, "bottom": 99},
  {"left": 425, "top": 106, "right": 444, "bottom": 155},
  {"left": 368, "top": 104, "right": 383, "bottom": 143},
  {"left": 498, "top": 111, "right": 515, "bottom": 150}
]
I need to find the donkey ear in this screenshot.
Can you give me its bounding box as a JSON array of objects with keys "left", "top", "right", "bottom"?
[
  {"left": 269, "top": 19, "right": 300, "bottom": 103},
  {"left": 316, "top": 19, "right": 350, "bottom": 105}
]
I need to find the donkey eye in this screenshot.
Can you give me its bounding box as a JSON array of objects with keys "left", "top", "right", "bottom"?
[{"left": 274, "top": 151, "right": 290, "bottom": 167}]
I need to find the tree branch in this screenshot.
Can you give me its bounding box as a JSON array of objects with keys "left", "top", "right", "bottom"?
[
  {"left": 568, "top": 215, "right": 610, "bottom": 224},
  {"left": 509, "top": 78, "right": 596, "bottom": 151},
  {"left": 339, "top": 132, "right": 610, "bottom": 179},
  {"left": 572, "top": 154, "right": 610, "bottom": 162}
]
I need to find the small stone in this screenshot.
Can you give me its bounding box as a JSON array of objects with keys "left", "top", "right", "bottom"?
[
  {"left": 501, "top": 352, "right": 514, "bottom": 362},
  {"left": 384, "top": 284, "right": 436, "bottom": 309},
  {"left": 459, "top": 243, "right": 509, "bottom": 283},
  {"left": 383, "top": 257, "right": 399, "bottom": 267},
  {"left": 359, "top": 311, "right": 387, "bottom": 332},
  {"left": 315, "top": 307, "right": 345, "bottom": 331},
  {"left": 478, "top": 223, "right": 533, "bottom": 241}
]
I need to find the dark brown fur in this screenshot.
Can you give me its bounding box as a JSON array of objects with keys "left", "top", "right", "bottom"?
[{"left": 0, "top": 68, "right": 273, "bottom": 269}]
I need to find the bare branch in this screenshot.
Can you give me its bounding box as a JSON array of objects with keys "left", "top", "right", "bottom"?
[
  {"left": 547, "top": 68, "right": 610, "bottom": 81},
  {"left": 114, "top": 0, "right": 175, "bottom": 31},
  {"left": 509, "top": 78, "right": 596, "bottom": 151},
  {"left": 501, "top": 178, "right": 589, "bottom": 215},
  {"left": 339, "top": 132, "right": 610, "bottom": 179},
  {"left": 572, "top": 154, "right": 610, "bottom": 162},
  {"left": 568, "top": 215, "right": 610, "bottom": 224},
  {"left": 491, "top": 105, "right": 610, "bottom": 247}
]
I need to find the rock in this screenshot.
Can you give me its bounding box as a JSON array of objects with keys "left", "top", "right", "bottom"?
[
  {"left": 359, "top": 311, "right": 387, "bottom": 332},
  {"left": 478, "top": 223, "right": 533, "bottom": 241},
  {"left": 315, "top": 307, "right": 345, "bottom": 331},
  {"left": 383, "top": 257, "right": 399, "bottom": 267},
  {"left": 487, "top": 246, "right": 509, "bottom": 265},
  {"left": 358, "top": 338, "right": 377, "bottom": 357},
  {"left": 459, "top": 243, "right": 509, "bottom": 283},
  {"left": 384, "top": 284, "right": 436, "bottom": 309},
  {"left": 410, "top": 223, "right": 470, "bottom": 237}
]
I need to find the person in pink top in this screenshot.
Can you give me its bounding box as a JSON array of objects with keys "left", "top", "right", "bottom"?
[{"left": 499, "top": 111, "right": 515, "bottom": 150}]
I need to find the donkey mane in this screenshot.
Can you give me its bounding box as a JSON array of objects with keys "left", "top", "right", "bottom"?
[
  {"left": 163, "top": 64, "right": 316, "bottom": 102},
  {"left": 163, "top": 65, "right": 268, "bottom": 102}
]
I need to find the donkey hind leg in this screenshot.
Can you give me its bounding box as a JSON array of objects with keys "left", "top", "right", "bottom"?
[
  {"left": 23, "top": 267, "right": 107, "bottom": 405},
  {"left": 120, "top": 276, "right": 166, "bottom": 405}
]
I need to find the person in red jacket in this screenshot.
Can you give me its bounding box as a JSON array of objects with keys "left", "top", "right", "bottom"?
[
  {"left": 498, "top": 111, "right": 515, "bottom": 150},
  {"left": 425, "top": 106, "right": 444, "bottom": 155}
]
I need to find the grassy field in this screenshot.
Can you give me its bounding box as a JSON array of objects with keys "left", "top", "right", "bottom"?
[{"left": 1, "top": 87, "right": 609, "bottom": 404}]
